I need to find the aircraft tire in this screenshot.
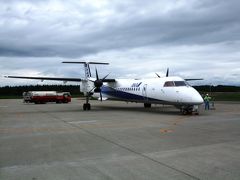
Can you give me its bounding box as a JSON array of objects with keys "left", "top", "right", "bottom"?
[
  {"left": 83, "top": 104, "right": 87, "bottom": 110},
  {"left": 83, "top": 103, "right": 91, "bottom": 111},
  {"left": 144, "top": 103, "right": 151, "bottom": 108},
  {"left": 87, "top": 104, "right": 91, "bottom": 110}
]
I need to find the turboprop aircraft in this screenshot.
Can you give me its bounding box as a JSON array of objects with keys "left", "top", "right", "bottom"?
[{"left": 5, "top": 62, "right": 204, "bottom": 114}]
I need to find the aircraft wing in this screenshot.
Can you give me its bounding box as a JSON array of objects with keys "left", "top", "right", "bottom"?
[
  {"left": 102, "top": 79, "right": 115, "bottom": 82},
  {"left": 185, "top": 78, "right": 204, "bottom": 81},
  {"left": 5, "top": 76, "right": 82, "bottom": 82},
  {"left": 5, "top": 75, "right": 116, "bottom": 82}
]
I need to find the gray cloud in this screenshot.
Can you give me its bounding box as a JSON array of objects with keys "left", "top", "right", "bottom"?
[
  {"left": 1, "top": 0, "right": 239, "bottom": 57},
  {"left": 0, "top": 0, "right": 240, "bottom": 86}
]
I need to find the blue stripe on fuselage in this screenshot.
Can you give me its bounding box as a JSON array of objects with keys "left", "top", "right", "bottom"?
[{"left": 101, "top": 85, "right": 162, "bottom": 102}]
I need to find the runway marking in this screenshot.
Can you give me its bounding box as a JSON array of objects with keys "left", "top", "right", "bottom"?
[
  {"left": 159, "top": 116, "right": 190, "bottom": 135},
  {"left": 68, "top": 120, "right": 97, "bottom": 124},
  {"left": 160, "top": 129, "right": 173, "bottom": 133},
  {"left": 0, "top": 127, "right": 78, "bottom": 134},
  {"left": 0, "top": 106, "right": 8, "bottom": 108}
]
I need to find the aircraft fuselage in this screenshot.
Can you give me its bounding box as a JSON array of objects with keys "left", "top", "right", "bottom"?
[{"left": 90, "top": 76, "right": 203, "bottom": 106}]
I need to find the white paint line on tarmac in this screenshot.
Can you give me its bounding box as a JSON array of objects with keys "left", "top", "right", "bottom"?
[{"left": 68, "top": 120, "right": 97, "bottom": 124}]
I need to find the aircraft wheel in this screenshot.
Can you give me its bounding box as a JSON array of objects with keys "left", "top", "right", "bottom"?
[
  {"left": 182, "top": 110, "right": 188, "bottom": 115},
  {"left": 87, "top": 103, "right": 91, "bottom": 110},
  {"left": 181, "top": 109, "right": 193, "bottom": 115},
  {"left": 83, "top": 103, "right": 91, "bottom": 111},
  {"left": 83, "top": 104, "right": 87, "bottom": 110},
  {"left": 144, "top": 103, "right": 151, "bottom": 108}
]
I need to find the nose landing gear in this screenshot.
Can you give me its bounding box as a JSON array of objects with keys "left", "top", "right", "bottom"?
[{"left": 181, "top": 105, "right": 199, "bottom": 115}]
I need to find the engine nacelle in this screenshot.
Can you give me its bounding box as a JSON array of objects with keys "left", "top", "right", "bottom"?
[{"left": 80, "top": 81, "right": 94, "bottom": 94}]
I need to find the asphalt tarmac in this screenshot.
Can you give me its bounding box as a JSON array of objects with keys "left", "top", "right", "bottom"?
[{"left": 0, "top": 99, "right": 240, "bottom": 180}]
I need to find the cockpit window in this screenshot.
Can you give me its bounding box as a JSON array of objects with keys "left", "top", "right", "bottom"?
[
  {"left": 174, "top": 81, "right": 187, "bottom": 86},
  {"left": 164, "top": 81, "right": 175, "bottom": 87},
  {"left": 164, "top": 81, "right": 188, "bottom": 87}
]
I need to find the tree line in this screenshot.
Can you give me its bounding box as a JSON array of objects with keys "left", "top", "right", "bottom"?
[
  {"left": 194, "top": 85, "right": 240, "bottom": 92},
  {"left": 0, "top": 85, "right": 83, "bottom": 97},
  {"left": 0, "top": 85, "right": 239, "bottom": 97}
]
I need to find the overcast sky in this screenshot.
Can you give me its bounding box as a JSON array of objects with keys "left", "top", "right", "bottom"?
[{"left": 1, "top": 0, "right": 240, "bottom": 86}]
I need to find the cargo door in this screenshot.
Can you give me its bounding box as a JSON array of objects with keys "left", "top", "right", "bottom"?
[{"left": 142, "top": 84, "right": 148, "bottom": 101}]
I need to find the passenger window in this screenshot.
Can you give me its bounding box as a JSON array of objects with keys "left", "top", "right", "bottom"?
[{"left": 164, "top": 81, "right": 175, "bottom": 87}]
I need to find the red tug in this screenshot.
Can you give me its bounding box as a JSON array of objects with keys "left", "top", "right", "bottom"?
[{"left": 23, "top": 91, "right": 71, "bottom": 104}]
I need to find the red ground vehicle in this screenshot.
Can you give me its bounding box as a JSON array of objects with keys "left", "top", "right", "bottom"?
[{"left": 23, "top": 91, "right": 71, "bottom": 104}]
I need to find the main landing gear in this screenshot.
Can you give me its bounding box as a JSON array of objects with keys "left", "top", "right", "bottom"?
[
  {"left": 83, "top": 93, "right": 91, "bottom": 111},
  {"left": 144, "top": 103, "right": 151, "bottom": 108},
  {"left": 83, "top": 103, "right": 91, "bottom": 110}
]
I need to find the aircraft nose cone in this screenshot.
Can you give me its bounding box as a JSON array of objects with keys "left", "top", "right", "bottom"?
[{"left": 192, "top": 92, "right": 204, "bottom": 104}]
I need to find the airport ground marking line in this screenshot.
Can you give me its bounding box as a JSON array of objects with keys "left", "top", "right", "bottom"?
[
  {"left": 160, "top": 116, "right": 190, "bottom": 134},
  {"left": 68, "top": 120, "right": 97, "bottom": 124}
]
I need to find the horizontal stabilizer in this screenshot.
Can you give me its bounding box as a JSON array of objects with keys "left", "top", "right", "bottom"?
[
  {"left": 5, "top": 76, "right": 82, "bottom": 82},
  {"left": 62, "top": 61, "right": 109, "bottom": 65}
]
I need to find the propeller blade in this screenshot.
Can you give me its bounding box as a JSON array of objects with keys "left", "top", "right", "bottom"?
[
  {"left": 102, "top": 73, "right": 110, "bottom": 80},
  {"left": 95, "top": 68, "right": 99, "bottom": 80},
  {"left": 155, "top": 73, "right": 161, "bottom": 78},
  {"left": 89, "top": 87, "right": 95, "bottom": 93},
  {"left": 100, "top": 91, "right": 103, "bottom": 101},
  {"left": 166, "top": 68, "right": 169, "bottom": 77}
]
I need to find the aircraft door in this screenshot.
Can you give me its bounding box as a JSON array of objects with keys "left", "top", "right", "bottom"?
[
  {"left": 175, "top": 88, "right": 184, "bottom": 103},
  {"left": 142, "top": 84, "right": 148, "bottom": 101}
]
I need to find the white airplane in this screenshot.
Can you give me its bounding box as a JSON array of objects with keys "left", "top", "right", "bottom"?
[{"left": 5, "top": 62, "right": 204, "bottom": 114}]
